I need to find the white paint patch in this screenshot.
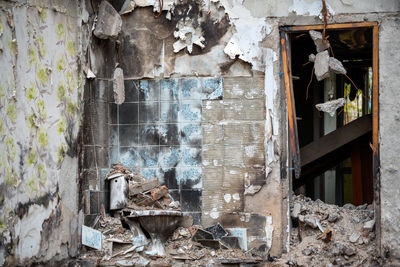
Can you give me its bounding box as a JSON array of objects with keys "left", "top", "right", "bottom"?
[
  {"left": 173, "top": 19, "right": 205, "bottom": 53},
  {"left": 264, "top": 48, "right": 278, "bottom": 165},
  {"left": 288, "top": 0, "right": 335, "bottom": 18},
  {"left": 232, "top": 193, "right": 240, "bottom": 201},
  {"left": 220, "top": 0, "right": 271, "bottom": 71},
  {"left": 265, "top": 216, "right": 274, "bottom": 250},
  {"left": 229, "top": 170, "right": 238, "bottom": 175},
  {"left": 245, "top": 145, "right": 256, "bottom": 157},
  {"left": 224, "top": 193, "right": 231, "bottom": 203},
  {"left": 232, "top": 85, "right": 244, "bottom": 97},
  {"left": 210, "top": 210, "right": 220, "bottom": 219},
  {"left": 240, "top": 213, "right": 250, "bottom": 222}
]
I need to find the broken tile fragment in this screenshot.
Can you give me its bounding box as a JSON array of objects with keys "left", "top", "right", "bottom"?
[
  {"left": 205, "top": 223, "right": 228, "bottom": 240},
  {"left": 314, "top": 50, "right": 330, "bottom": 81},
  {"left": 192, "top": 228, "right": 214, "bottom": 241},
  {"left": 329, "top": 57, "right": 347, "bottom": 75},
  {"left": 113, "top": 67, "right": 125, "bottom": 105},
  {"left": 94, "top": 0, "right": 122, "bottom": 39},
  {"left": 309, "top": 30, "right": 330, "bottom": 52}
]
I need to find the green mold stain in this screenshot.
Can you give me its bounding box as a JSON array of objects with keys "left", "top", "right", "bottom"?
[
  {"left": 57, "top": 145, "right": 66, "bottom": 165},
  {"left": 57, "top": 83, "right": 66, "bottom": 101},
  {"left": 57, "top": 119, "right": 66, "bottom": 135},
  {"left": 55, "top": 23, "right": 65, "bottom": 39},
  {"left": 0, "top": 219, "right": 5, "bottom": 234},
  {"left": 0, "top": 120, "right": 4, "bottom": 137},
  {"left": 0, "top": 23, "right": 3, "bottom": 36},
  {"left": 26, "top": 113, "right": 38, "bottom": 129},
  {"left": 28, "top": 47, "right": 38, "bottom": 66},
  {"left": 0, "top": 84, "right": 5, "bottom": 99},
  {"left": 66, "top": 71, "right": 76, "bottom": 91},
  {"left": 26, "top": 82, "right": 37, "bottom": 101},
  {"left": 56, "top": 56, "right": 66, "bottom": 72},
  {"left": 27, "top": 176, "right": 39, "bottom": 194},
  {"left": 5, "top": 137, "right": 16, "bottom": 161},
  {"left": 38, "top": 130, "right": 48, "bottom": 148},
  {"left": 39, "top": 8, "right": 48, "bottom": 22},
  {"left": 27, "top": 147, "right": 37, "bottom": 166},
  {"left": 38, "top": 67, "right": 48, "bottom": 86},
  {"left": 36, "top": 99, "right": 47, "bottom": 121},
  {"left": 37, "top": 163, "right": 47, "bottom": 185},
  {"left": 66, "top": 41, "right": 75, "bottom": 56},
  {"left": 5, "top": 168, "right": 18, "bottom": 187},
  {"left": 8, "top": 40, "right": 16, "bottom": 55},
  {"left": 66, "top": 100, "right": 77, "bottom": 116},
  {"left": 6, "top": 101, "right": 17, "bottom": 123},
  {"left": 35, "top": 36, "right": 46, "bottom": 58}
]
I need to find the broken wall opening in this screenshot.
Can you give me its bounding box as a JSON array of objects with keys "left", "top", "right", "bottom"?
[{"left": 281, "top": 23, "right": 379, "bottom": 208}]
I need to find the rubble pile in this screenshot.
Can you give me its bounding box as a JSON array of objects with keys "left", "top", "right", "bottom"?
[
  {"left": 80, "top": 163, "right": 263, "bottom": 266},
  {"left": 275, "top": 195, "right": 380, "bottom": 267}
]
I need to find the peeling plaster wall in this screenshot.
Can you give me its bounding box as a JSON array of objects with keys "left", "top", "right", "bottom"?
[{"left": 0, "top": 1, "right": 83, "bottom": 265}]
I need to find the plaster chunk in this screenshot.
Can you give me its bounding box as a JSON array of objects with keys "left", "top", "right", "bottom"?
[
  {"left": 113, "top": 68, "right": 125, "bottom": 105},
  {"left": 314, "top": 50, "right": 330, "bottom": 81},
  {"left": 315, "top": 98, "right": 345, "bottom": 117},
  {"left": 308, "top": 53, "right": 315, "bottom": 62},
  {"left": 329, "top": 57, "right": 347, "bottom": 75},
  {"left": 94, "top": 1, "right": 122, "bottom": 39},
  {"left": 309, "top": 30, "right": 330, "bottom": 52},
  {"left": 120, "top": 0, "right": 136, "bottom": 14},
  {"left": 244, "top": 185, "right": 262, "bottom": 195}
]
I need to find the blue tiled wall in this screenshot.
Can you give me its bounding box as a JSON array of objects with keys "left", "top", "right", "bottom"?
[{"left": 109, "top": 77, "right": 223, "bottom": 216}]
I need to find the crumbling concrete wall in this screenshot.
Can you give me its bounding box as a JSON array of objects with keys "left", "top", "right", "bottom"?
[
  {"left": 0, "top": 1, "right": 84, "bottom": 265},
  {"left": 81, "top": 0, "right": 400, "bottom": 261}
]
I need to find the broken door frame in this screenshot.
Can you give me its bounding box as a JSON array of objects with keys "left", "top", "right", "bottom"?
[{"left": 279, "top": 21, "right": 380, "bottom": 251}]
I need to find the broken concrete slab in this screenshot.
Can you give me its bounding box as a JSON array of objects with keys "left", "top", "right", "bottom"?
[
  {"left": 314, "top": 50, "right": 330, "bottom": 81},
  {"left": 315, "top": 98, "right": 345, "bottom": 117},
  {"left": 329, "top": 57, "right": 347, "bottom": 75},
  {"left": 309, "top": 30, "right": 330, "bottom": 52},
  {"left": 94, "top": 1, "right": 122, "bottom": 39},
  {"left": 220, "top": 236, "right": 240, "bottom": 249},
  {"left": 82, "top": 225, "right": 103, "bottom": 250},
  {"left": 244, "top": 185, "right": 262, "bottom": 195},
  {"left": 113, "top": 67, "right": 125, "bottom": 105}
]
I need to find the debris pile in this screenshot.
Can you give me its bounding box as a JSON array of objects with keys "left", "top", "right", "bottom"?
[
  {"left": 275, "top": 195, "right": 381, "bottom": 266},
  {"left": 81, "top": 163, "right": 262, "bottom": 265}
]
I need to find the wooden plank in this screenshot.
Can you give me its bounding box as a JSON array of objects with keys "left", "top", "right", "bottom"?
[
  {"left": 281, "top": 22, "right": 378, "bottom": 32},
  {"left": 281, "top": 32, "right": 301, "bottom": 178},
  {"left": 301, "top": 115, "right": 372, "bottom": 167},
  {"left": 351, "top": 144, "right": 363, "bottom": 206}
]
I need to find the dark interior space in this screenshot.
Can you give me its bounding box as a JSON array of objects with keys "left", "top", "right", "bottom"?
[{"left": 290, "top": 28, "right": 374, "bottom": 206}]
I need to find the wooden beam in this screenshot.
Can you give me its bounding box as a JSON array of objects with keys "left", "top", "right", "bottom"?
[
  {"left": 301, "top": 115, "right": 372, "bottom": 167},
  {"left": 281, "top": 22, "right": 378, "bottom": 32},
  {"left": 281, "top": 31, "right": 301, "bottom": 178}
]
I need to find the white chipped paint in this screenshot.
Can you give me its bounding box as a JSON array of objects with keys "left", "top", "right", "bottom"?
[
  {"left": 224, "top": 193, "right": 231, "bottom": 203},
  {"left": 240, "top": 213, "right": 251, "bottom": 222},
  {"left": 232, "top": 193, "right": 240, "bottom": 201},
  {"left": 210, "top": 210, "right": 220, "bottom": 219},
  {"left": 213, "top": 159, "right": 219, "bottom": 166},
  {"left": 232, "top": 85, "right": 244, "bottom": 97},
  {"left": 229, "top": 170, "right": 238, "bottom": 175},
  {"left": 288, "top": 0, "right": 335, "bottom": 18},
  {"left": 173, "top": 19, "right": 205, "bottom": 53},
  {"left": 264, "top": 48, "right": 278, "bottom": 165},
  {"left": 265, "top": 216, "right": 274, "bottom": 250},
  {"left": 245, "top": 145, "right": 256, "bottom": 157},
  {"left": 220, "top": 0, "right": 271, "bottom": 71}
]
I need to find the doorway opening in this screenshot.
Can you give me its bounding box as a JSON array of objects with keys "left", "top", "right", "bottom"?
[{"left": 280, "top": 23, "right": 379, "bottom": 207}]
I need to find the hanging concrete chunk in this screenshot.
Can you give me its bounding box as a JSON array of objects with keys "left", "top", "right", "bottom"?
[
  {"left": 329, "top": 57, "right": 347, "bottom": 75},
  {"left": 94, "top": 1, "right": 122, "bottom": 39},
  {"left": 309, "top": 30, "right": 330, "bottom": 52},
  {"left": 314, "top": 50, "right": 330, "bottom": 81},
  {"left": 113, "top": 67, "right": 125, "bottom": 104},
  {"left": 308, "top": 53, "right": 316, "bottom": 62},
  {"left": 315, "top": 98, "right": 345, "bottom": 117}
]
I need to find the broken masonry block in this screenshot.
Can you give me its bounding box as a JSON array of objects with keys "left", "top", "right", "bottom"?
[
  {"left": 205, "top": 223, "right": 228, "bottom": 240},
  {"left": 315, "top": 98, "right": 345, "bottom": 117},
  {"left": 192, "top": 228, "right": 214, "bottom": 242},
  {"left": 314, "top": 50, "right": 330, "bottom": 81},
  {"left": 151, "top": 185, "right": 168, "bottom": 201},
  {"left": 113, "top": 67, "right": 125, "bottom": 105},
  {"left": 129, "top": 178, "right": 159, "bottom": 197},
  {"left": 309, "top": 30, "right": 330, "bottom": 52},
  {"left": 362, "top": 219, "right": 375, "bottom": 232},
  {"left": 329, "top": 57, "right": 347, "bottom": 75},
  {"left": 94, "top": 0, "right": 122, "bottom": 39},
  {"left": 291, "top": 202, "right": 301, "bottom": 219},
  {"left": 220, "top": 236, "right": 240, "bottom": 249}
]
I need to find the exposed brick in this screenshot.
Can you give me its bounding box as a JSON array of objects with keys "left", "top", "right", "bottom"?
[
  {"left": 223, "top": 146, "right": 243, "bottom": 167},
  {"left": 202, "top": 100, "right": 224, "bottom": 122},
  {"left": 243, "top": 99, "right": 265, "bottom": 120},
  {"left": 223, "top": 99, "right": 244, "bottom": 120},
  {"left": 202, "top": 123, "right": 223, "bottom": 145},
  {"left": 202, "top": 145, "right": 224, "bottom": 167}
]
